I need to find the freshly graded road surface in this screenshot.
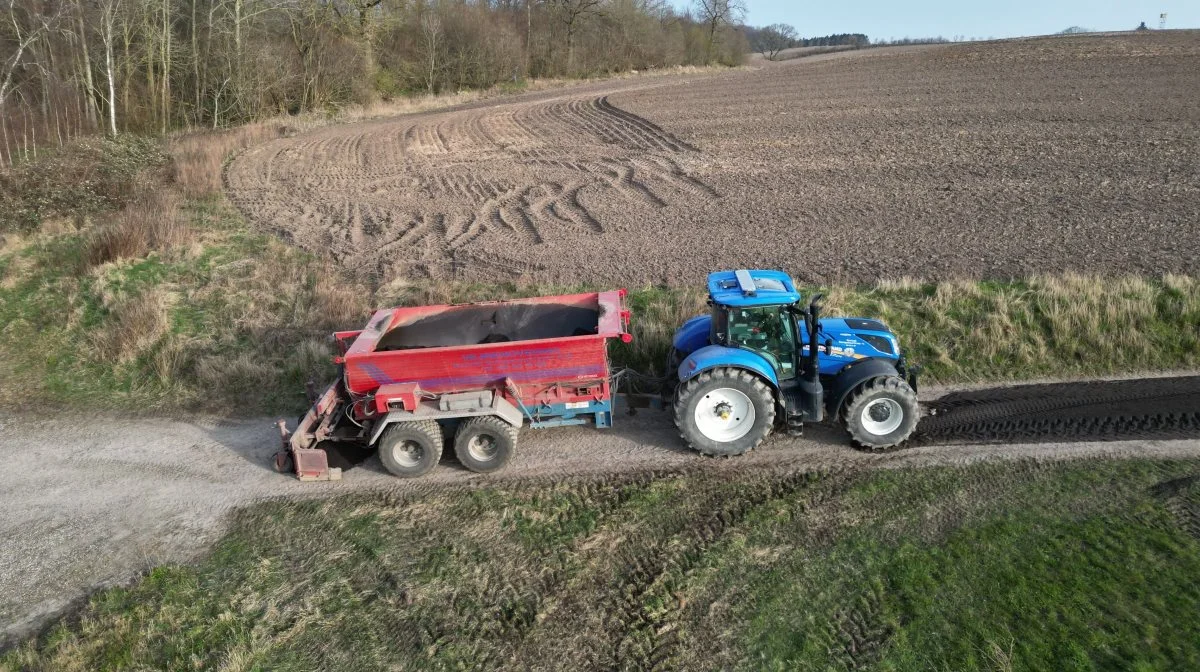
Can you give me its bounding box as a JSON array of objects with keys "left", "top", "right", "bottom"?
[
  {"left": 226, "top": 31, "right": 1200, "bottom": 285},
  {"left": 4, "top": 375, "right": 1200, "bottom": 646}
]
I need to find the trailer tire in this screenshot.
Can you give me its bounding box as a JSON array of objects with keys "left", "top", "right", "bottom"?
[
  {"left": 378, "top": 420, "right": 443, "bottom": 478},
  {"left": 454, "top": 416, "right": 518, "bottom": 474},
  {"left": 675, "top": 367, "right": 775, "bottom": 457},
  {"left": 842, "top": 376, "right": 919, "bottom": 450}
]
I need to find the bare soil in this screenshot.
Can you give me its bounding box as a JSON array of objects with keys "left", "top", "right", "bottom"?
[{"left": 225, "top": 32, "right": 1200, "bottom": 285}]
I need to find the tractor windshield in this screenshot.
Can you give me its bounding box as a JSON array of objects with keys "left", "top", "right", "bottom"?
[{"left": 722, "top": 306, "right": 797, "bottom": 380}]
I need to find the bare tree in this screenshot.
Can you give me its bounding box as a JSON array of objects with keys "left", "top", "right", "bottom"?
[
  {"left": 419, "top": 9, "right": 442, "bottom": 94},
  {"left": 755, "top": 22, "right": 795, "bottom": 60},
  {"left": 0, "top": 2, "right": 51, "bottom": 108},
  {"left": 97, "top": 0, "right": 120, "bottom": 134},
  {"left": 693, "top": 0, "right": 745, "bottom": 62},
  {"left": 549, "top": 0, "right": 602, "bottom": 73},
  {"left": 1, "top": 0, "right": 750, "bottom": 147}
]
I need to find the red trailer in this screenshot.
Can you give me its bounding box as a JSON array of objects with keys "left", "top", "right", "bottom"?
[{"left": 278, "top": 290, "right": 631, "bottom": 480}]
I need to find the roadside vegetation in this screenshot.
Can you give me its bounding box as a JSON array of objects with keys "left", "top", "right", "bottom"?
[
  {"left": 1, "top": 131, "right": 1198, "bottom": 413},
  {"left": 4, "top": 457, "right": 1198, "bottom": 669}
]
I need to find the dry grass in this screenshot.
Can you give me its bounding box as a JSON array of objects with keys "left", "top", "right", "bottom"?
[
  {"left": 85, "top": 190, "right": 192, "bottom": 267},
  {"left": 333, "top": 65, "right": 741, "bottom": 124},
  {"left": 169, "top": 124, "right": 294, "bottom": 198},
  {"left": 88, "top": 289, "right": 172, "bottom": 364}
]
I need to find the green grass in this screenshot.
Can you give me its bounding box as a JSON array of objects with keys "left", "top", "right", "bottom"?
[{"left": 5, "top": 459, "right": 1198, "bottom": 670}]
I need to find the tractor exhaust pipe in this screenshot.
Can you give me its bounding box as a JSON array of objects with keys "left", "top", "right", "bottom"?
[{"left": 796, "top": 294, "right": 825, "bottom": 422}]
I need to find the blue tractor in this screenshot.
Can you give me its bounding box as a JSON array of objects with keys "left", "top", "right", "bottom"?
[{"left": 670, "top": 270, "right": 920, "bottom": 455}]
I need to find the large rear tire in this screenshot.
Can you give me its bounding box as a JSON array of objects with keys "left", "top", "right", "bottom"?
[
  {"left": 842, "top": 376, "right": 919, "bottom": 450},
  {"left": 378, "top": 420, "right": 443, "bottom": 478},
  {"left": 454, "top": 416, "right": 518, "bottom": 474},
  {"left": 675, "top": 367, "right": 775, "bottom": 457},
  {"left": 662, "top": 347, "right": 684, "bottom": 399}
]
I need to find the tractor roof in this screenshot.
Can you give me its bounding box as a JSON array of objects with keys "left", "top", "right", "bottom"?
[{"left": 707, "top": 270, "right": 802, "bottom": 308}]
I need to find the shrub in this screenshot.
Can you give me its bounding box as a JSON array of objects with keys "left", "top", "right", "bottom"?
[{"left": 0, "top": 135, "right": 166, "bottom": 232}]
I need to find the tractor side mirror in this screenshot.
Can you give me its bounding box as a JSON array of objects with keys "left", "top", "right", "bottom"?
[{"left": 824, "top": 338, "right": 833, "bottom": 355}]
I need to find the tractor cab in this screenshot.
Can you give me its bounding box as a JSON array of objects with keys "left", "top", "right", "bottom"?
[
  {"left": 707, "top": 270, "right": 803, "bottom": 381},
  {"left": 671, "top": 269, "right": 920, "bottom": 455}
]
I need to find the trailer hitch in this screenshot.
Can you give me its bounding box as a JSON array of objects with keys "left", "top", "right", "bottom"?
[{"left": 273, "top": 384, "right": 344, "bottom": 481}]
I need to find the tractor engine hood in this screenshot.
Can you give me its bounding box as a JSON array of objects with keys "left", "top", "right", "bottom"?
[{"left": 801, "top": 317, "right": 901, "bottom": 374}]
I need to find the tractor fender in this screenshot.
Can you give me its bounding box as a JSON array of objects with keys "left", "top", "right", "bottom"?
[
  {"left": 826, "top": 358, "right": 902, "bottom": 417},
  {"left": 672, "top": 314, "right": 712, "bottom": 356},
  {"left": 678, "top": 344, "right": 780, "bottom": 388}
]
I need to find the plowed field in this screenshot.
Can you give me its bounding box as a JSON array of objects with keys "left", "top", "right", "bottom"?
[{"left": 225, "top": 31, "right": 1200, "bottom": 285}]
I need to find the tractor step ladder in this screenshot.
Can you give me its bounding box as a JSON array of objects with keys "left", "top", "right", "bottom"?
[{"left": 786, "top": 414, "right": 805, "bottom": 437}]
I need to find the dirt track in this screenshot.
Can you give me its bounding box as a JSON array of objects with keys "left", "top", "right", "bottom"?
[
  {"left": 5, "top": 375, "right": 1200, "bottom": 646},
  {"left": 226, "top": 32, "right": 1200, "bottom": 285}
]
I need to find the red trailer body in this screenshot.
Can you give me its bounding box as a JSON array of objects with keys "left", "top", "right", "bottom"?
[{"left": 280, "top": 289, "right": 631, "bottom": 481}]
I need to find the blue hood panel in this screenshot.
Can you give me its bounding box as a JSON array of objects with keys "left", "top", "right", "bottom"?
[{"left": 803, "top": 317, "right": 900, "bottom": 376}]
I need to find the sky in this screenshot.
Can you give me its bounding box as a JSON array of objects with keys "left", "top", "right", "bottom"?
[{"left": 739, "top": 1, "right": 1198, "bottom": 41}]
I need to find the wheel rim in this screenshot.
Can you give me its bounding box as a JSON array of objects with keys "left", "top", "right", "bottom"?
[
  {"left": 467, "top": 433, "right": 499, "bottom": 462},
  {"left": 860, "top": 398, "right": 904, "bottom": 435},
  {"left": 693, "top": 388, "right": 756, "bottom": 442},
  {"left": 394, "top": 439, "right": 424, "bottom": 468}
]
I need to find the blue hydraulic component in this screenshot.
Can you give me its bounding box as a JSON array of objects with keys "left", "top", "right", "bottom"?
[{"left": 527, "top": 399, "right": 614, "bottom": 429}]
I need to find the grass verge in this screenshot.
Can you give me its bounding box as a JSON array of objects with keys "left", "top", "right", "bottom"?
[{"left": 4, "top": 458, "right": 1198, "bottom": 669}]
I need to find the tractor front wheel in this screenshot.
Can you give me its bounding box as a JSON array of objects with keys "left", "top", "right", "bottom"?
[
  {"left": 675, "top": 367, "right": 776, "bottom": 457},
  {"left": 379, "top": 420, "right": 444, "bottom": 478},
  {"left": 842, "top": 377, "right": 919, "bottom": 450}
]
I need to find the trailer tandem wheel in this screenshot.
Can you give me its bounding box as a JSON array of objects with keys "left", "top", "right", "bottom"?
[
  {"left": 454, "top": 416, "right": 519, "bottom": 474},
  {"left": 379, "top": 419, "right": 444, "bottom": 478}
]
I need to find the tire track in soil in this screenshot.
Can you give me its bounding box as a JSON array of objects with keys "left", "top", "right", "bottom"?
[
  {"left": 911, "top": 376, "right": 1200, "bottom": 447},
  {"left": 504, "top": 469, "right": 827, "bottom": 671},
  {"left": 224, "top": 92, "right": 715, "bottom": 283},
  {"left": 1150, "top": 474, "right": 1200, "bottom": 542}
]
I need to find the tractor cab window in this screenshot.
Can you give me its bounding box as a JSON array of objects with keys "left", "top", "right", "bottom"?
[{"left": 725, "top": 306, "right": 797, "bottom": 380}]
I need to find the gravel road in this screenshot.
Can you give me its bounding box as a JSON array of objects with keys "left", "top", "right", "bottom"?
[{"left": 4, "top": 400, "right": 1200, "bottom": 646}]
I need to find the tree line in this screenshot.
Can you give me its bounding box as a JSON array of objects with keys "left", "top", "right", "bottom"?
[
  {"left": 745, "top": 25, "right": 872, "bottom": 59},
  {"left": 0, "top": 0, "right": 750, "bottom": 165}
]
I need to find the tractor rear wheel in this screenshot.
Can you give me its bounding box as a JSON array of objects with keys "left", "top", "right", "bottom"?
[
  {"left": 675, "top": 367, "right": 775, "bottom": 457},
  {"left": 842, "top": 376, "right": 919, "bottom": 450},
  {"left": 378, "top": 420, "right": 443, "bottom": 478},
  {"left": 454, "top": 416, "right": 518, "bottom": 474}
]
